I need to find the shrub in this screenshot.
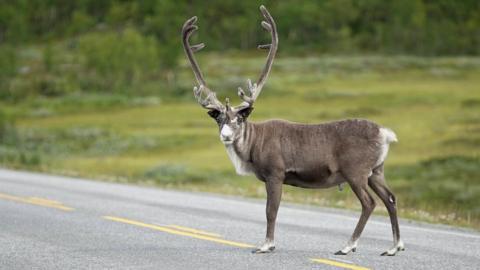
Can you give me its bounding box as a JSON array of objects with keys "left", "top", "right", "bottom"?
[
  {"left": 143, "top": 164, "right": 224, "bottom": 185},
  {"left": 77, "top": 28, "right": 160, "bottom": 93},
  {"left": 0, "top": 45, "right": 17, "bottom": 101},
  {"left": 0, "top": 109, "right": 16, "bottom": 144},
  {"left": 390, "top": 156, "right": 480, "bottom": 213}
]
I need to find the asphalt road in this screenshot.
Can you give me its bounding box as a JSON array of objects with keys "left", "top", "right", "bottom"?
[{"left": 0, "top": 169, "right": 479, "bottom": 270}]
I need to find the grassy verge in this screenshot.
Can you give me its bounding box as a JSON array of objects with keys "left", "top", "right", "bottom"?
[{"left": 1, "top": 53, "right": 479, "bottom": 229}]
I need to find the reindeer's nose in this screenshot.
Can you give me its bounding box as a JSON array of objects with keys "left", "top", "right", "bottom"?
[{"left": 220, "top": 125, "right": 234, "bottom": 142}]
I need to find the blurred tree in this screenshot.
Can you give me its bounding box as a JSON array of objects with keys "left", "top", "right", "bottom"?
[
  {"left": 143, "top": 1, "right": 187, "bottom": 88},
  {"left": 106, "top": 1, "right": 138, "bottom": 27},
  {"left": 0, "top": 0, "right": 29, "bottom": 44},
  {"left": 0, "top": 45, "right": 16, "bottom": 100},
  {"left": 78, "top": 27, "right": 159, "bottom": 93},
  {"left": 67, "top": 10, "right": 95, "bottom": 35},
  {"left": 1, "top": 0, "right": 478, "bottom": 55}
]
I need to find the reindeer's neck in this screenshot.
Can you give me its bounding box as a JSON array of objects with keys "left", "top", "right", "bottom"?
[
  {"left": 225, "top": 121, "right": 257, "bottom": 176},
  {"left": 238, "top": 121, "right": 258, "bottom": 160}
]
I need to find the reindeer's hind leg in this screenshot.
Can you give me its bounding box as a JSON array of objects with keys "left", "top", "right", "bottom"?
[
  {"left": 335, "top": 174, "right": 376, "bottom": 255},
  {"left": 368, "top": 165, "right": 405, "bottom": 256}
]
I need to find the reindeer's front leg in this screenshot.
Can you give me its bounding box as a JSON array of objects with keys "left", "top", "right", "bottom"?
[{"left": 253, "top": 177, "right": 283, "bottom": 253}]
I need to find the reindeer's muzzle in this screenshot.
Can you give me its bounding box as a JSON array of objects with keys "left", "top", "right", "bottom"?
[{"left": 220, "top": 125, "right": 234, "bottom": 144}]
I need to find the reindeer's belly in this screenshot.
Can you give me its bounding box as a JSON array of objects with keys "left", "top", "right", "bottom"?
[{"left": 283, "top": 166, "right": 346, "bottom": 189}]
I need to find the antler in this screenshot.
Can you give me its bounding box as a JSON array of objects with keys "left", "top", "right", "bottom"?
[
  {"left": 235, "top": 5, "right": 278, "bottom": 111},
  {"left": 182, "top": 16, "right": 225, "bottom": 111}
]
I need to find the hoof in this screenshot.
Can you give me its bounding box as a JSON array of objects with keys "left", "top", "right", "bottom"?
[
  {"left": 252, "top": 246, "right": 275, "bottom": 254},
  {"left": 381, "top": 245, "right": 405, "bottom": 256},
  {"left": 334, "top": 247, "right": 355, "bottom": 255},
  {"left": 381, "top": 251, "right": 394, "bottom": 256}
]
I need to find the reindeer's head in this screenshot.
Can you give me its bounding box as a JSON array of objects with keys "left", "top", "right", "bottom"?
[
  {"left": 207, "top": 98, "right": 254, "bottom": 145},
  {"left": 181, "top": 5, "right": 278, "bottom": 146}
]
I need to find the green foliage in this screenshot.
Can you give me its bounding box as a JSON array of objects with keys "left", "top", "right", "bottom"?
[
  {"left": 0, "top": 110, "right": 36, "bottom": 167},
  {"left": 141, "top": 1, "right": 186, "bottom": 70},
  {"left": 143, "top": 164, "right": 224, "bottom": 185},
  {"left": 0, "top": 0, "right": 28, "bottom": 43},
  {"left": 0, "top": 45, "right": 16, "bottom": 99},
  {"left": 67, "top": 10, "right": 95, "bottom": 36},
  {"left": 43, "top": 43, "right": 54, "bottom": 72},
  {"left": 0, "top": 109, "right": 14, "bottom": 143},
  {"left": 0, "top": 147, "right": 42, "bottom": 168},
  {"left": 390, "top": 156, "right": 480, "bottom": 216},
  {"left": 1, "top": 0, "right": 479, "bottom": 55},
  {"left": 77, "top": 27, "right": 160, "bottom": 93},
  {"left": 144, "top": 164, "right": 189, "bottom": 184}
]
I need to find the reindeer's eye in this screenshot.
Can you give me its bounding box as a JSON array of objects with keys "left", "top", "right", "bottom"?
[{"left": 213, "top": 114, "right": 223, "bottom": 125}]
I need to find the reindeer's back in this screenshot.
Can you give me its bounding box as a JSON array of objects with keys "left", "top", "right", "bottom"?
[
  {"left": 256, "top": 118, "right": 381, "bottom": 144},
  {"left": 253, "top": 119, "right": 384, "bottom": 173}
]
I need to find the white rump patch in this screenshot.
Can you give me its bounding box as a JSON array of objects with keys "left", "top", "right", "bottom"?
[
  {"left": 380, "top": 127, "right": 398, "bottom": 143},
  {"left": 375, "top": 128, "right": 398, "bottom": 167}
]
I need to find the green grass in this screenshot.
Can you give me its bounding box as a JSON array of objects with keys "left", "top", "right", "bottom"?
[{"left": 1, "top": 53, "right": 480, "bottom": 229}]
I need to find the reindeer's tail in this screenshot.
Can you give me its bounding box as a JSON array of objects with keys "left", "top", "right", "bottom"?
[{"left": 380, "top": 127, "right": 398, "bottom": 144}]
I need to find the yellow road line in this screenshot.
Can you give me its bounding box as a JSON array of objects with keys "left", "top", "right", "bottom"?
[
  {"left": 104, "top": 216, "right": 371, "bottom": 269},
  {"left": 311, "top": 258, "right": 370, "bottom": 270},
  {"left": 103, "top": 216, "right": 253, "bottom": 248},
  {"left": 166, "top": 224, "right": 222, "bottom": 238},
  {"left": 28, "top": 197, "right": 62, "bottom": 205},
  {"left": 0, "top": 192, "right": 74, "bottom": 211}
]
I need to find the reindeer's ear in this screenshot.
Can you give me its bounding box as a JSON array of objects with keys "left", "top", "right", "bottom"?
[
  {"left": 238, "top": 107, "right": 254, "bottom": 119},
  {"left": 207, "top": 109, "right": 221, "bottom": 119}
]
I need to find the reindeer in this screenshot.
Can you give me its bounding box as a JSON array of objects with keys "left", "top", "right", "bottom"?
[{"left": 181, "top": 5, "right": 405, "bottom": 256}]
